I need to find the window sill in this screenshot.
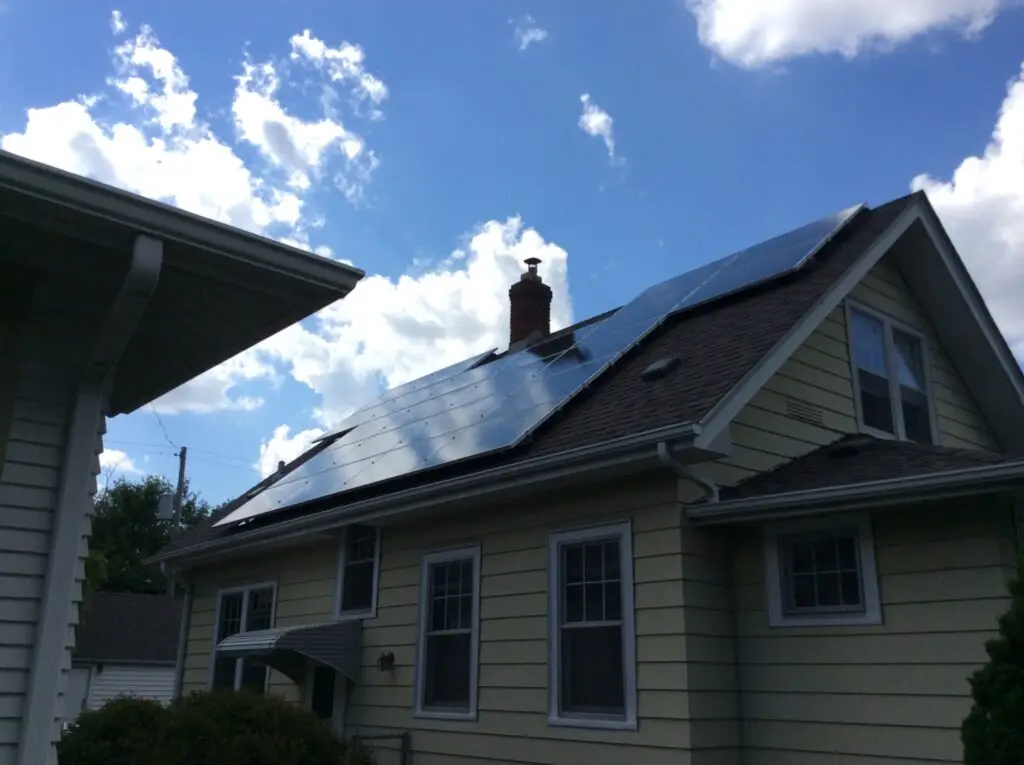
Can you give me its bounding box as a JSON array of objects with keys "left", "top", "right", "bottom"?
[
  {"left": 334, "top": 609, "right": 375, "bottom": 622},
  {"left": 413, "top": 708, "right": 478, "bottom": 722},
  {"left": 547, "top": 714, "right": 637, "bottom": 731},
  {"left": 769, "top": 610, "right": 883, "bottom": 629}
]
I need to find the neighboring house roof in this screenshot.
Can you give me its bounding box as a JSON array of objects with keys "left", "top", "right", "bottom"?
[
  {"left": 720, "top": 434, "right": 1013, "bottom": 501},
  {"left": 74, "top": 593, "right": 182, "bottom": 665},
  {"left": 0, "top": 150, "right": 364, "bottom": 414},
  {"left": 157, "top": 190, "right": 1024, "bottom": 565}
]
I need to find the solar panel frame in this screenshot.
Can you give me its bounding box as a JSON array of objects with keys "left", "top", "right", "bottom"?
[{"left": 214, "top": 203, "right": 864, "bottom": 528}]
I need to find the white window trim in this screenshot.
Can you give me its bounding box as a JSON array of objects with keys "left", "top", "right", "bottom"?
[
  {"left": 844, "top": 298, "right": 939, "bottom": 445},
  {"left": 413, "top": 545, "right": 481, "bottom": 721},
  {"left": 334, "top": 525, "right": 381, "bottom": 621},
  {"left": 763, "top": 514, "right": 882, "bottom": 628},
  {"left": 208, "top": 580, "right": 278, "bottom": 692},
  {"left": 547, "top": 520, "right": 638, "bottom": 731}
]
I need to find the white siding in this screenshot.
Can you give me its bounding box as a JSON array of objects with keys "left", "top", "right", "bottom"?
[
  {"left": 0, "top": 277, "right": 107, "bottom": 765},
  {"left": 86, "top": 665, "right": 176, "bottom": 708}
]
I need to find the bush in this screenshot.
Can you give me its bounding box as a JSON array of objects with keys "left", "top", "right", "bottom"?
[
  {"left": 57, "top": 691, "right": 376, "bottom": 765},
  {"left": 57, "top": 696, "right": 167, "bottom": 765},
  {"left": 962, "top": 555, "right": 1024, "bottom": 764}
]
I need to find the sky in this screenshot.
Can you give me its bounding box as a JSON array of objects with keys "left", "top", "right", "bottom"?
[{"left": 2, "top": 0, "right": 1023, "bottom": 507}]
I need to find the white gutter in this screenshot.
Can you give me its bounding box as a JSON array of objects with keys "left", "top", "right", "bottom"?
[
  {"left": 155, "top": 421, "right": 703, "bottom": 568},
  {"left": 687, "top": 459, "right": 1024, "bottom": 525},
  {"left": 19, "top": 236, "right": 162, "bottom": 765},
  {"left": 172, "top": 585, "right": 193, "bottom": 700},
  {"left": 0, "top": 150, "right": 363, "bottom": 291},
  {"left": 656, "top": 441, "right": 720, "bottom": 502}
]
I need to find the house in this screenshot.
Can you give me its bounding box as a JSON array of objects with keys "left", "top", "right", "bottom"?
[
  {"left": 155, "top": 191, "right": 1024, "bottom": 765},
  {"left": 0, "top": 149, "right": 364, "bottom": 765},
  {"left": 64, "top": 593, "right": 183, "bottom": 720}
]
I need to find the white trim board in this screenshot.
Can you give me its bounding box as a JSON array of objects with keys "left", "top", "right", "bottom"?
[{"left": 694, "top": 201, "right": 923, "bottom": 451}]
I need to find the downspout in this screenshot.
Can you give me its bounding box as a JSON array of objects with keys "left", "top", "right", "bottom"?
[
  {"left": 19, "top": 236, "right": 162, "bottom": 765},
  {"left": 656, "top": 440, "right": 719, "bottom": 503},
  {"left": 172, "top": 583, "right": 193, "bottom": 700}
]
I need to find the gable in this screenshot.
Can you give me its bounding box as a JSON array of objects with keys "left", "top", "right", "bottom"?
[{"left": 701, "top": 252, "right": 1000, "bottom": 489}]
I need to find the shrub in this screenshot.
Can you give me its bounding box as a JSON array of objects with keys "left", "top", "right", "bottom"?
[
  {"left": 155, "top": 690, "right": 348, "bottom": 765},
  {"left": 57, "top": 690, "right": 376, "bottom": 765},
  {"left": 962, "top": 554, "right": 1024, "bottom": 764},
  {"left": 57, "top": 696, "right": 167, "bottom": 765}
]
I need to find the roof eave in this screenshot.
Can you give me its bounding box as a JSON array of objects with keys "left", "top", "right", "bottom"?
[
  {"left": 153, "top": 421, "right": 706, "bottom": 569},
  {"left": 687, "top": 459, "right": 1024, "bottom": 525},
  {"left": 0, "top": 150, "right": 365, "bottom": 292}
]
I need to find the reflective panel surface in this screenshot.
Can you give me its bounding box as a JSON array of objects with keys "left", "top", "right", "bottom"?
[{"left": 215, "top": 204, "right": 862, "bottom": 527}]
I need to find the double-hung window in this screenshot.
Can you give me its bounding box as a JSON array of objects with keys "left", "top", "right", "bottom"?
[
  {"left": 211, "top": 583, "right": 276, "bottom": 692},
  {"left": 336, "top": 524, "right": 380, "bottom": 619},
  {"left": 763, "top": 514, "right": 882, "bottom": 628},
  {"left": 548, "top": 522, "right": 637, "bottom": 729},
  {"left": 414, "top": 546, "right": 480, "bottom": 719},
  {"left": 848, "top": 303, "right": 935, "bottom": 443}
]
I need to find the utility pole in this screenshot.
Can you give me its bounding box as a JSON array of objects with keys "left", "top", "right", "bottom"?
[{"left": 167, "top": 446, "right": 187, "bottom": 596}]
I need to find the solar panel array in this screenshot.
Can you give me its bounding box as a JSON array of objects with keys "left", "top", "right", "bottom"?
[{"left": 215, "top": 203, "right": 864, "bottom": 528}]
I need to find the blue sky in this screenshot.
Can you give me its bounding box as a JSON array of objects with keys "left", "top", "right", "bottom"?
[{"left": 2, "top": 0, "right": 1023, "bottom": 506}]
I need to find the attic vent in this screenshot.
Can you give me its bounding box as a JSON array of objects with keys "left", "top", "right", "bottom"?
[
  {"left": 784, "top": 397, "right": 825, "bottom": 427},
  {"left": 641, "top": 356, "right": 681, "bottom": 382}
]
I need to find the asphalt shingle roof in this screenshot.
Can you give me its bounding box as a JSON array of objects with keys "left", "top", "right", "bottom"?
[
  {"left": 166, "top": 195, "right": 918, "bottom": 556},
  {"left": 720, "top": 434, "right": 1010, "bottom": 501},
  {"left": 75, "top": 592, "right": 183, "bottom": 664}
]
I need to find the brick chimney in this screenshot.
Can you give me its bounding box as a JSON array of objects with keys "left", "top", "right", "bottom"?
[{"left": 509, "top": 257, "right": 552, "bottom": 346}]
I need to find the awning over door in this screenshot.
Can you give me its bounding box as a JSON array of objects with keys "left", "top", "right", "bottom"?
[{"left": 216, "top": 620, "right": 362, "bottom": 685}]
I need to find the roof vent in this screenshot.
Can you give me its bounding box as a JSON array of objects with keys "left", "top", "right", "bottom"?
[
  {"left": 827, "top": 436, "right": 878, "bottom": 459},
  {"left": 641, "top": 356, "right": 681, "bottom": 382}
]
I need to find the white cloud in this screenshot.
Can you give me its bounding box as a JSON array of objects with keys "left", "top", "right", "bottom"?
[
  {"left": 256, "top": 425, "right": 325, "bottom": 477},
  {"left": 2, "top": 20, "right": 387, "bottom": 415},
  {"left": 256, "top": 216, "right": 573, "bottom": 428},
  {"left": 99, "top": 448, "right": 143, "bottom": 476},
  {"left": 513, "top": 16, "right": 548, "bottom": 50},
  {"left": 289, "top": 30, "right": 389, "bottom": 120},
  {"left": 913, "top": 61, "right": 1024, "bottom": 357},
  {"left": 578, "top": 93, "right": 619, "bottom": 164},
  {"left": 110, "top": 10, "right": 127, "bottom": 35},
  {"left": 687, "top": 0, "right": 1010, "bottom": 68}
]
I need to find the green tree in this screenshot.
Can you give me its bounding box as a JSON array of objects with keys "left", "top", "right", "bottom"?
[
  {"left": 962, "top": 554, "right": 1024, "bottom": 764},
  {"left": 88, "top": 475, "right": 210, "bottom": 594}
]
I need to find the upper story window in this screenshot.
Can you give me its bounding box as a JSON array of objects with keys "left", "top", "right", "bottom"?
[
  {"left": 848, "top": 303, "right": 934, "bottom": 444},
  {"left": 548, "top": 521, "right": 637, "bottom": 730},
  {"left": 763, "top": 514, "right": 882, "bottom": 628},
  {"left": 211, "top": 583, "right": 276, "bottom": 693},
  {"left": 336, "top": 525, "right": 380, "bottom": 619}
]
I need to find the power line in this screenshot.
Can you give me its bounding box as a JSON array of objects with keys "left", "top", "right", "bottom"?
[
  {"left": 188, "top": 454, "right": 261, "bottom": 475},
  {"left": 149, "top": 404, "right": 178, "bottom": 449}
]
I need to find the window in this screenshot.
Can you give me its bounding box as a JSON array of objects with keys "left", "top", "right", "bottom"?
[
  {"left": 548, "top": 522, "right": 637, "bottom": 730},
  {"left": 763, "top": 514, "right": 882, "bottom": 628},
  {"left": 414, "top": 546, "right": 480, "bottom": 719},
  {"left": 848, "top": 303, "right": 935, "bottom": 444},
  {"left": 336, "top": 525, "right": 380, "bottom": 618},
  {"left": 210, "top": 583, "right": 276, "bottom": 692},
  {"left": 308, "top": 663, "right": 344, "bottom": 730}
]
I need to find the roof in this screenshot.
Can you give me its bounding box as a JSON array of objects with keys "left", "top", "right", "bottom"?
[
  {"left": 720, "top": 434, "right": 1012, "bottom": 502},
  {"left": 74, "top": 592, "right": 183, "bottom": 664},
  {"left": 0, "top": 150, "right": 364, "bottom": 414},
  {"left": 163, "top": 195, "right": 920, "bottom": 560}
]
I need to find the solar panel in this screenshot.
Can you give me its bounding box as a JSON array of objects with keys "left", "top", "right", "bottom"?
[
  {"left": 314, "top": 348, "right": 498, "bottom": 443},
  {"left": 215, "top": 203, "right": 863, "bottom": 528}
]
